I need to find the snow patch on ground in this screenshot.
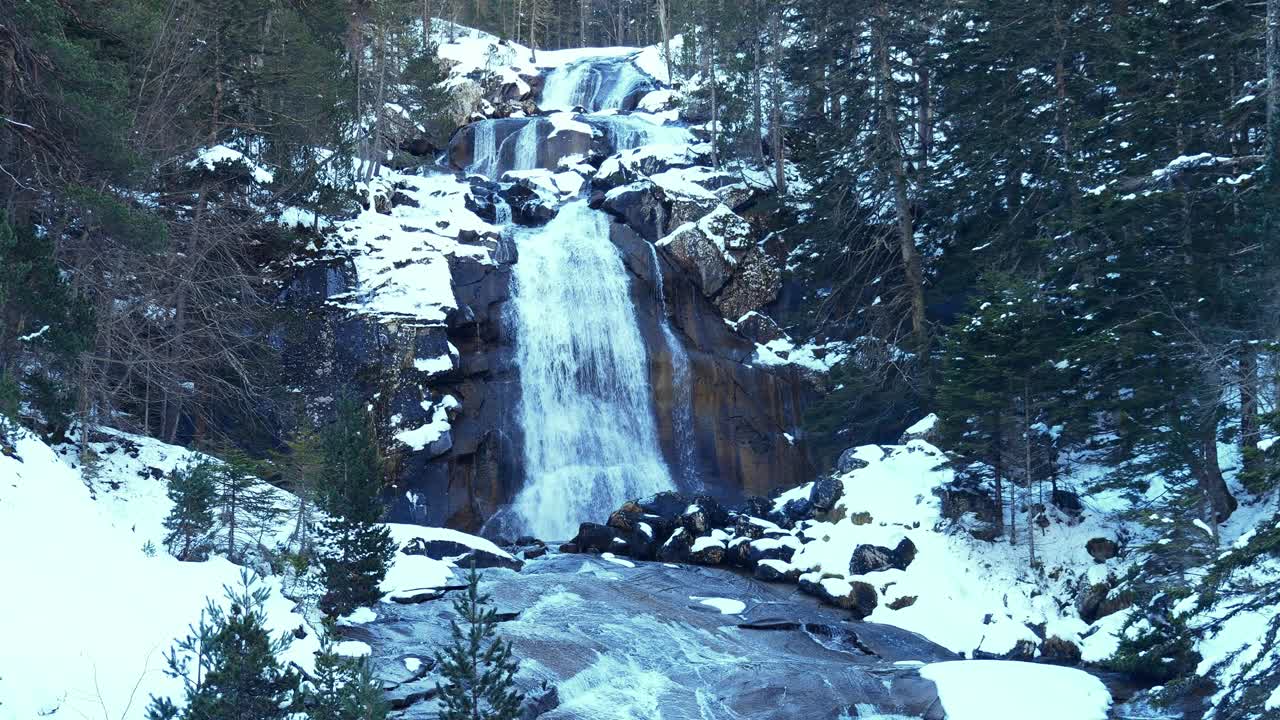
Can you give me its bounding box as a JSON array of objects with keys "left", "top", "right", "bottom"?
[{"left": 921, "top": 661, "right": 1111, "bottom": 720}]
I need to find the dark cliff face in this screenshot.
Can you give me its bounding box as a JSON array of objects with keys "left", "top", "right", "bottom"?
[
  {"left": 275, "top": 211, "right": 811, "bottom": 535},
  {"left": 610, "top": 222, "right": 814, "bottom": 503}
]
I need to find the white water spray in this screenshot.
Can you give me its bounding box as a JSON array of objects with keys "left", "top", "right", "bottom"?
[{"left": 508, "top": 202, "right": 674, "bottom": 539}]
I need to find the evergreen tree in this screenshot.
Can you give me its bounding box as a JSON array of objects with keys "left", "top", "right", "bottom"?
[
  {"left": 308, "top": 621, "right": 389, "bottom": 720},
  {"left": 146, "top": 572, "right": 300, "bottom": 720},
  {"left": 269, "top": 411, "right": 328, "bottom": 559},
  {"left": 211, "top": 446, "right": 289, "bottom": 563},
  {"left": 317, "top": 396, "right": 395, "bottom": 616},
  {"left": 435, "top": 564, "right": 522, "bottom": 720},
  {"left": 163, "top": 460, "right": 218, "bottom": 561}
]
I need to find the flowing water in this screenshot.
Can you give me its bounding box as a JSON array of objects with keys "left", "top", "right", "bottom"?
[
  {"left": 467, "top": 118, "right": 544, "bottom": 178},
  {"left": 540, "top": 57, "right": 655, "bottom": 112},
  {"left": 646, "top": 242, "right": 699, "bottom": 489},
  {"left": 508, "top": 202, "right": 673, "bottom": 539}
]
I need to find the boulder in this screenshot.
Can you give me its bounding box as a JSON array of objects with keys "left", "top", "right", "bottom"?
[
  {"left": 1086, "top": 537, "right": 1120, "bottom": 563},
  {"left": 835, "top": 447, "right": 871, "bottom": 474},
  {"left": 688, "top": 537, "right": 727, "bottom": 565},
  {"left": 754, "top": 559, "right": 801, "bottom": 583},
  {"left": 1039, "top": 636, "right": 1083, "bottom": 665},
  {"left": 799, "top": 575, "right": 878, "bottom": 619},
  {"left": 657, "top": 527, "right": 694, "bottom": 563},
  {"left": 680, "top": 495, "right": 729, "bottom": 535},
  {"left": 1053, "top": 489, "right": 1085, "bottom": 517},
  {"left": 661, "top": 217, "right": 737, "bottom": 296},
  {"left": 1076, "top": 581, "right": 1134, "bottom": 624},
  {"left": 737, "top": 496, "right": 774, "bottom": 519},
  {"left": 601, "top": 182, "right": 666, "bottom": 242},
  {"left": 848, "top": 538, "right": 915, "bottom": 576},
  {"left": 519, "top": 684, "right": 559, "bottom": 720},
  {"left": 809, "top": 476, "right": 844, "bottom": 513},
  {"left": 935, "top": 479, "right": 1002, "bottom": 541},
  {"left": 898, "top": 414, "right": 940, "bottom": 445},
  {"left": 500, "top": 183, "right": 557, "bottom": 225},
  {"left": 747, "top": 537, "right": 797, "bottom": 566},
  {"left": 734, "top": 311, "right": 787, "bottom": 345},
  {"left": 571, "top": 522, "right": 621, "bottom": 554}
]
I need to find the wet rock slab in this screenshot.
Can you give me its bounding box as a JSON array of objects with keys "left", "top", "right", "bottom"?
[{"left": 357, "top": 552, "right": 952, "bottom": 719}]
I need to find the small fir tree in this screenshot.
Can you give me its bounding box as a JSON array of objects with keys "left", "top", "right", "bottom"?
[
  {"left": 162, "top": 461, "right": 218, "bottom": 561},
  {"left": 317, "top": 396, "right": 395, "bottom": 616},
  {"left": 211, "top": 445, "right": 288, "bottom": 563},
  {"left": 146, "top": 572, "right": 300, "bottom": 720},
  {"left": 308, "top": 620, "right": 389, "bottom": 720},
  {"left": 435, "top": 564, "right": 522, "bottom": 720}
]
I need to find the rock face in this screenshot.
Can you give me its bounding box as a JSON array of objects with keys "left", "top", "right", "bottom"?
[
  {"left": 354, "top": 552, "right": 954, "bottom": 719},
  {"left": 610, "top": 222, "right": 812, "bottom": 502}
]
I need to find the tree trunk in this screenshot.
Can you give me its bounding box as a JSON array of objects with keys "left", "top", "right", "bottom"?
[
  {"left": 750, "top": 3, "right": 764, "bottom": 165},
  {"left": 1241, "top": 345, "right": 1260, "bottom": 473},
  {"left": 874, "top": 3, "right": 927, "bottom": 363},
  {"left": 1196, "top": 423, "right": 1238, "bottom": 523},
  {"left": 657, "top": 0, "right": 672, "bottom": 78},
  {"left": 1268, "top": 0, "right": 1280, "bottom": 184},
  {"left": 770, "top": 7, "right": 785, "bottom": 194}
]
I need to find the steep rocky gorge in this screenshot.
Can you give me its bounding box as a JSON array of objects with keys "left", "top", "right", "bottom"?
[{"left": 276, "top": 40, "right": 813, "bottom": 536}]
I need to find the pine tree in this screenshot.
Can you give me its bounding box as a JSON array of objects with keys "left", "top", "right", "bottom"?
[
  {"left": 146, "top": 572, "right": 300, "bottom": 720},
  {"left": 317, "top": 396, "right": 395, "bottom": 617},
  {"left": 163, "top": 460, "right": 218, "bottom": 561},
  {"left": 308, "top": 621, "right": 389, "bottom": 720},
  {"left": 435, "top": 564, "right": 522, "bottom": 720},
  {"left": 270, "top": 412, "right": 328, "bottom": 559},
  {"left": 211, "top": 446, "right": 288, "bottom": 563}
]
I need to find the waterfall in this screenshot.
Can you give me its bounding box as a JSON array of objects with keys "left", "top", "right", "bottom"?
[
  {"left": 511, "top": 119, "right": 541, "bottom": 172},
  {"left": 541, "top": 58, "right": 653, "bottom": 113},
  {"left": 470, "top": 120, "right": 498, "bottom": 178},
  {"left": 508, "top": 201, "right": 674, "bottom": 539},
  {"left": 646, "top": 242, "right": 699, "bottom": 490},
  {"left": 593, "top": 115, "right": 694, "bottom": 152},
  {"left": 468, "top": 118, "right": 543, "bottom": 179},
  {"left": 541, "top": 62, "right": 603, "bottom": 112}
]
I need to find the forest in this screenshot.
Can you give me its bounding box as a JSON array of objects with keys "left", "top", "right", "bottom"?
[{"left": 3, "top": 0, "right": 1280, "bottom": 717}]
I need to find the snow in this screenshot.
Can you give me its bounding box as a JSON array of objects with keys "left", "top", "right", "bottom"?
[
  {"left": 333, "top": 170, "right": 495, "bottom": 325},
  {"left": 394, "top": 397, "right": 454, "bottom": 451},
  {"left": 187, "top": 145, "right": 274, "bottom": 184},
  {"left": 0, "top": 430, "right": 318, "bottom": 720},
  {"left": 758, "top": 439, "right": 1138, "bottom": 660},
  {"left": 601, "top": 552, "right": 636, "bottom": 568},
  {"left": 752, "top": 337, "right": 850, "bottom": 373},
  {"left": 334, "top": 640, "right": 373, "bottom": 657},
  {"left": 414, "top": 353, "right": 455, "bottom": 375},
  {"left": 691, "top": 596, "right": 746, "bottom": 615},
  {"left": 691, "top": 536, "right": 726, "bottom": 553},
  {"left": 903, "top": 413, "right": 938, "bottom": 437},
  {"left": 921, "top": 661, "right": 1111, "bottom": 720},
  {"left": 339, "top": 606, "right": 379, "bottom": 626}
]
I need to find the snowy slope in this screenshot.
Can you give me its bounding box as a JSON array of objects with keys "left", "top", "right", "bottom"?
[
  {"left": 765, "top": 438, "right": 1136, "bottom": 661},
  {"left": 0, "top": 430, "right": 317, "bottom": 720},
  {"left": 0, "top": 428, "right": 486, "bottom": 719}
]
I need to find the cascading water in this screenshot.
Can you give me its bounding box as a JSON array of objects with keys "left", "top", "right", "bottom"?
[
  {"left": 467, "top": 118, "right": 543, "bottom": 178},
  {"left": 541, "top": 58, "right": 654, "bottom": 112},
  {"left": 470, "top": 120, "right": 498, "bottom": 178},
  {"left": 592, "top": 114, "right": 694, "bottom": 151},
  {"left": 511, "top": 119, "right": 541, "bottom": 171},
  {"left": 646, "top": 243, "right": 699, "bottom": 489},
  {"left": 508, "top": 201, "right": 674, "bottom": 539}
]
